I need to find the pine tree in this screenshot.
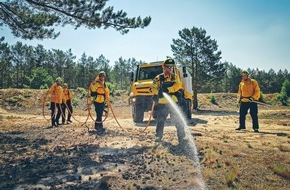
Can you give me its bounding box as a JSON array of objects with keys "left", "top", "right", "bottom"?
[
  {"left": 0, "top": 0, "right": 151, "bottom": 39},
  {"left": 171, "top": 27, "right": 224, "bottom": 109}
]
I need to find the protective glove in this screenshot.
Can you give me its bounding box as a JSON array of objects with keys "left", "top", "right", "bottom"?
[
  {"left": 152, "top": 95, "right": 159, "bottom": 103},
  {"left": 248, "top": 97, "right": 254, "bottom": 102},
  {"left": 161, "top": 86, "right": 169, "bottom": 93}
]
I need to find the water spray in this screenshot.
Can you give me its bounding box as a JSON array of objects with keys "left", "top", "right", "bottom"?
[{"left": 163, "top": 93, "right": 206, "bottom": 190}]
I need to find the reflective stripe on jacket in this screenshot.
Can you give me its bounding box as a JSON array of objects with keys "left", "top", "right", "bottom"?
[
  {"left": 238, "top": 77, "right": 261, "bottom": 102},
  {"left": 151, "top": 73, "right": 183, "bottom": 104}
]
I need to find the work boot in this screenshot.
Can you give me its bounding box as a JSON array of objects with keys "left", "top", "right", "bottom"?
[
  {"left": 254, "top": 129, "right": 259, "bottom": 133},
  {"left": 53, "top": 122, "right": 59, "bottom": 127},
  {"left": 96, "top": 128, "right": 106, "bottom": 136},
  {"left": 235, "top": 127, "right": 245, "bottom": 130},
  {"left": 95, "top": 122, "right": 102, "bottom": 130},
  {"left": 155, "top": 137, "right": 162, "bottom": 142}
]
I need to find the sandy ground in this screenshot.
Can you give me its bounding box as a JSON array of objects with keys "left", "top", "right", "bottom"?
[{"left": 0, "top": 90, "right": 290, "bottom": 189}]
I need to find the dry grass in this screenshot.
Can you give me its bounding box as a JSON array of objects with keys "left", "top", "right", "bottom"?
[
  {"left": 1, "top": 89, "right": 290, "bottom": 190},
  {"left": 271, "top": 163, "right": 290, "bottom": 179},
  {"left": 224, "top": 166, "right": 240, "bottom": 187},
  {"left": 278, "top": 144, "right": 290, "bottom": 152}
]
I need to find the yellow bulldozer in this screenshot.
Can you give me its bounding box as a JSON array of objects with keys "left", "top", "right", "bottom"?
[{"left": 129, "top": 61, "right": 193, "bottom": 123}]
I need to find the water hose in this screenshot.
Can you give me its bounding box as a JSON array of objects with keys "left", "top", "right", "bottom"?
[
  {"left": 42, "top": 82, "right": 124, "bottom": 132},
  {"left": 42, "top": 92, "right": 56, "bottom": 122},
  {"left": 140, "top": 101, "right": 156, "bottom": 133},
  {"left": 108, "top": 102, "right": 124, "bottom": 130},
  {"left": 251, "top": 100, "right": 271, "bottom": 106}
]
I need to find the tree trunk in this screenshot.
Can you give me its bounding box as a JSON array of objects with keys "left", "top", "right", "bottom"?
[
  {"left": 193, "top": 75, "right": 198, "bottom": 110},
  {"left": 192, "top": 60, "right": 198, "bottom": 110}
]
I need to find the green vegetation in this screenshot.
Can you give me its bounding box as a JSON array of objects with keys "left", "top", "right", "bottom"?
[
  {"left": 0, "top": 1, "right": 289, "bottom": 111},
  {"left": 1, "top": 37, "right": 289, "bottom": 101},
  {"left": 0, "top": 0, "right": 151, "bottom": 40},
  {"left": 277, "top": 79, "right": 290, "bottom": 105},
  {"left": 172, "top": 27, "right": 224, "bottom": 108},
  {"left": 76, "top": 87, "right": 88, "bottom": 99},
  {"left": 5, "top": 95, "right": 25, "bottom": 106},
  {"left": 271, "top": 163, "right": 290, "bottom": 179},
  {"left": 6, "top": 95, "right": 25, "bottom": 103},
  {"left": 209, "top": 93, "right": 217, "bottom": 104}
]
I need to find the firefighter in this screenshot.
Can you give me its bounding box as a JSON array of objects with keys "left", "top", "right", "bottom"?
[
  {"left": 89, "top": 71, "right": 110, "bottom": 135},
  {"left": 61, "top": 83, "right": 73, "bottom": 124},
  {"left": 46, "top": 77, "right": 65, "bottom": 127},
  {"left": 151, "top": 58, "right": 186, "bottom": 144},
  {"left": 236, "top": 70, "right": 261, "bottom": 132}
]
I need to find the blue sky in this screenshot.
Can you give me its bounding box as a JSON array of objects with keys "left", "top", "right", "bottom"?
[{"left": 2, "top": 0, "right": 290, "bottom": 72}]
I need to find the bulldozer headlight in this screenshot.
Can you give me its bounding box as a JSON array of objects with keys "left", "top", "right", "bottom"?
[{"left": 132, "top": 98, "right": 136, "bottom": 103}]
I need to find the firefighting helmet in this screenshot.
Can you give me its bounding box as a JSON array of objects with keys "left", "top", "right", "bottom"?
[
  {"left": 63, "top": 83, "right": 68, "bottom": 87},
  {"left": 163, "top": 58, "right": 175, "bottom": 67},
  {"left": 241, "top": 70, "right": 249, "bottom": 76},
  {"left": 99, "top": 71, "right": 106, "bottom": 77},
  {"left": 55, "top": 77, "right": 62, "bottom": 82}
]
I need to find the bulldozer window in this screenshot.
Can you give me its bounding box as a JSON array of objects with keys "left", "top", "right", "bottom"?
[{"left": 139, "top": 66, "right": 163, "bottom": 80}]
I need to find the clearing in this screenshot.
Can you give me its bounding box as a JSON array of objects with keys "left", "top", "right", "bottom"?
[{"left": 0, "top": 89, "right": 289, "bottom": 190}]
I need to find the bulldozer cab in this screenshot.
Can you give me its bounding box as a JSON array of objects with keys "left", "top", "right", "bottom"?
[
  {"left": 131, "top": 62, "right": 163, "bottom": 82},
  {"left": 129, "top": 61, "right": 192, "bottom": 123},
  {"left": 139, "top": 67, "right": 163, "bottom": 80}
]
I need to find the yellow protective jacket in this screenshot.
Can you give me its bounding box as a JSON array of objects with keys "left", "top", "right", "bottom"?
[
  {"left": 238, "top": 77, "right": 261, "bottom": 102},
  {"left": 47, "top": 83, "right": 65, "bottom": 104},
  {"left": 90, "top": 78, "right": 110, "bottom": 103},
  {"left": 151, "top": 73, "right": 183, "bottom": 104},
  {"left": 63, "top": 88, "right": 73, "bottom": 103}
]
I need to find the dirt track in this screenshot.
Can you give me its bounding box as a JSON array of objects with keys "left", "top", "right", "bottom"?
[{"left": 0, "top": 89, "right": 290, "bottom": 189}]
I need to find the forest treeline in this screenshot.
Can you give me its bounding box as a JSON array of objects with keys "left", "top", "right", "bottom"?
[{"left": 0, "top": 40, "right": 289, "bottom": 95}]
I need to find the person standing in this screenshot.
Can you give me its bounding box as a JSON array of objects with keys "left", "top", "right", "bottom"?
[
  {"left": 150, "top": 58, "right": 186, "bottom": 144},
  {"left": 47, "top": 77, "right": 64, "bottom": 127},
  {"left": 61, "top": 83, "right": 73, "bottom": 124},
  {"left": 236, "top": 70, "right": 261, "bottom": 132},
  {"left": 89, "top": 71, "right": 110, "bottom": 135}
]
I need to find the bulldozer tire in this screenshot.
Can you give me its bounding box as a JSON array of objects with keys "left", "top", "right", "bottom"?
[{"left": 132, "top": 104, "right": 144, "bottom": 123}]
